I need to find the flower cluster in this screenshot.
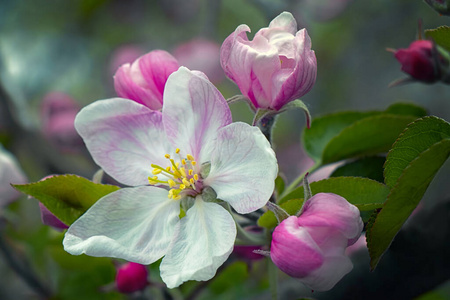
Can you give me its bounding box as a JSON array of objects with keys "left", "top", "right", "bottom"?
[{"left": 55, "top": 11, "right": 363, "bottom": 294}]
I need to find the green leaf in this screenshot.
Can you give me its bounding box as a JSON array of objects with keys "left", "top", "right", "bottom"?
[
  {"left": 368, "top": 117, "right": 450, "bottom": 269},
  {"left": 302, "top": 102, "right": 426, "bottom": 163},
  {"left": 258, "top": 198, "right": 304, "bottom": 229},
  {"left": 367, "top": 139, "right": 450, "bottom": 270},
  {"left": 13, "top": 174, "right": 120, "bottom": 226},
  {"left": 279, "top": 177, "right": 389, "bottom": 209},
  {"left": 322, "top": 114, "right": 417, "bottom": 164},
  {"left": 425, "top": 26, "right": 450, "bottom": 53},
  {"left": 302, "top": 111, "right": 377, "bottom": 162},
  {"left": 384, "top": 116, "right": 450, "bottom": 188},
  {"left": 274, "top": 175, "right": 286, "bottom": 200},
  {"left": 330, "top": 156, "right": 385, "bottom": 182}
]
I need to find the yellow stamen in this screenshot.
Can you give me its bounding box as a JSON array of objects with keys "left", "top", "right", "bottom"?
[
  {"left": 152, "top": 168, "right": 162, "bottom": 175},
  {"left": 179, "top": 184, "right": 186, "bottom": 190},
  {"left": 175, "top": 148, "right": 180, "bottom": 154},
  {"left": 165, "top": 154, "right": 171, "bottom": 159},
  {"left": 168, "top": 179, "right": 176, "bottom": 188},
  {"left": 166, "top": 166, "right": 171, "bottom": 172},
  {"left": 182, "top": 178, "right": 191, "bottom": 187},
  {"left": 180, "top": 167, "right": 187, "bottom": 177},
  {"left": 181, "top": 159, "right": 187, "bottom": 165},
  {"left": 173, "top": 195, "right": 181, "bottom": 200},
  {"left": 192, "top": 161, "right": 197, "bottom": 166},
  {"left": 194, "top": 174, "right": 199, "bottom": 181},
  {"left": 187, "top": 154, "right": 194, "bottom": 161},
  {"left": 190, "top": 178, "right": 195, "bottom": 184},
  {"left": 188, "top": 169, "right": 193, "bottom": 176}
]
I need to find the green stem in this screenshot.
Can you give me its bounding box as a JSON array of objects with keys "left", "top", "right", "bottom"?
[
  {"left": 268, "top": 258, "right": 279, "bottom": 300},
  {"left": 282, "top": 162, "right": 322, "bottom": 198},
  {"left": 225, "top": 204, "right": 267, "bottom": 245}
]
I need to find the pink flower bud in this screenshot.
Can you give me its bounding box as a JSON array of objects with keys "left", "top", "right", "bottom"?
[
  {"left": 109, "top": 45, "right": 145, "bottom": 78},
  {"left": 270, "top": 193, "right": 363, "bottom": 291},
  {"left": 116, "top": 262, "right": 148, "bottom": 294},
  {"left": 394, "top": 40, "right": 440, "bottom": 83},
  {"left": 40, "top": 92, "right": 83, "bottom": 153},
  {"left": 173, "top": 38, "right": 224, "bottom": 84},
  {"left": 220, "top": 11, "right": 317, "bottom": 111},
  {"left": 114, "top": 50, "right": 179, "bottom": 110}
]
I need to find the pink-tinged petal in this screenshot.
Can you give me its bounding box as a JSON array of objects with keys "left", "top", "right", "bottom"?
[
  {"left": 74, "top": 98, "right": 171, "bottom": 186},
  {"left": 272, "top": 29, "right": 317, "bottom": 110},
  {"left": 270, "top": 216, "right": 324, "bottom": 278},
  {"left": 162, "top": 67, "right": 232, "bottom": 162},
  {"left": 298, "top": 193, "right": 363, "bottom": 240},
  {"left": 301, "top": 254, "right": 353, "bottom": 292},
  {"left": 221, "top": 25, "right": 280, "bottom": 109},
  {"left": 268, "top": 11, "right": 298, "bottom": 34},
  {"left": 0, "top": 147, "right": 27, "bottom": 206},
  {"left": 63, "top": 186, "right": 180, "bottom": 264},
  {"left": 203, "top": 122, "right": 277, "bottom": 214},
  {"left": 39, "top": 202, "right": 68, "bottom": 230},
  {"left": 220, "top": 24, "right": 251, "bottom": 82},
  {"left": 160, "top": 198, "right": 236, "bottom": 288},
  {"left": 138, "top": 50, "right": 179, "bottom": 104},
  {"left": 114, "top": 64, "right": 162, "bottom": 110}
]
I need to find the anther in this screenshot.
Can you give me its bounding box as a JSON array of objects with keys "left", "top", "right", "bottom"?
[
  {"left": 165, "top": 154, "right": 171, "bottom": 159},
  {"left": 175, "top": 148, "right": 180, "bottom": 154},
  {"left": 168, "top": 179, "right": 176, "bottom": 187},
  {"left": 182, "top": 178, "right": 191, "bottom": 187},
  {"left": 152, "top": 169, "right": 162, "bottom": 175},
  {"left": 192, "top": 161, "right": 197, "bottom": 166},
  {"left": 187, "top": 154, "right": 194, "bottom": 161},
  {"left": 193, "top": 174, "right": 199, "bottom": 181}
]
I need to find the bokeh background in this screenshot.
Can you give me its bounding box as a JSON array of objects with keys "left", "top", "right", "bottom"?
[{"left": 1, "top": 0, "right": 450, "bottom": 299}]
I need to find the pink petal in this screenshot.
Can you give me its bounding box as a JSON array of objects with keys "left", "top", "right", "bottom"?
[
  {"left": 162, "top": 67, "right": 231, "bottom": 163},
  {"left": 297, "top": 193, "right": 363, "bottom": 240},
  {"left": 74, "top": 98, "right": 171, "bottom": 186}
]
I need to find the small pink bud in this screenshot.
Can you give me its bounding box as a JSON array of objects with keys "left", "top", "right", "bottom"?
[
  {"left": 173, "top": 38, "right": 224, "bottom": 84},
  {"left": 114, "top": 50, "right": 179, "bottom": 110},
  {"left": 394, "top": 40, "right": 440, "bottom": 83},
  {"left": 270, "top": 193, "right": 363, "bottom": 291},
  {"left": 40, "top": 92, "right": 83, "bottom": 153},
  {"left": 220, "top": 11, "right": 317, "bottom": 111},
  {"left": 116, "top": 262, "right": 148, "bottom": 294}
]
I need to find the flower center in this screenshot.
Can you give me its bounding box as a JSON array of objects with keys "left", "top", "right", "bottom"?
[{"left": 148, "top": 148, "right": 203, "bottom": 200}]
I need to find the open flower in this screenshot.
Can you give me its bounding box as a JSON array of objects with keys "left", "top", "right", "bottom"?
[
  {"left": 220, "top": 11, "right": 317, "bottom": 111},
  {"left": 114, "top": 50, "right": 179, "bottom": 110},
  {"left": 270, "top": 193, "right": 363, "bottom": 291},
  {"left": 63, "top": 67, "right": 278, "bottom": 288}
]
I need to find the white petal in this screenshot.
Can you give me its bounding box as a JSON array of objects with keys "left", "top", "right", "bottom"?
[
  {"left": 300, "top": 255, "right": 353, "bottom": 292},
  {"left": 160, "top": 198, "right": 236, "bottom": 288},
  {"left": 204, "top": 122, "right": 278, "bottom": 214},
  {"left": 162, "top": 67, "right": 232, "bottom": 163},
  {"left": 75, "top": 98, "right": 172, "bottom": 186},
  {"left": 63, "top": 186, "right": 180, "bottom": 264}
]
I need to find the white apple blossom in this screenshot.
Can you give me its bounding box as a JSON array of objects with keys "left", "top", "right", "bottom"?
[{"left": 63, "top": 67, "right": 278, "bottom": 288}]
